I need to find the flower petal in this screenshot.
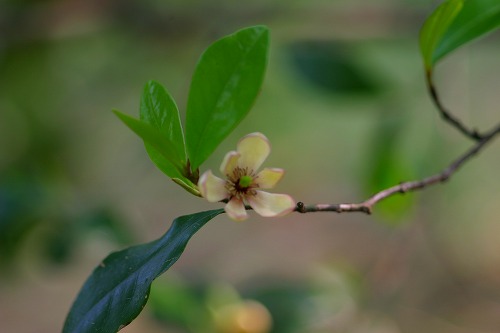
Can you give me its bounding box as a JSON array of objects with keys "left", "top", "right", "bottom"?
[
  {"left": 225, "top": 197, "right": 248, "bottom": 221},
  {"left": 236, "top": 132, "right": 270, "bottom": 172},
  {"left": 255, "top": 168, "right": 284, "bottom": 189},
  {"left": 247, "top": 191, "right": 295, "bottom": 217},
  {"left": 198, "top": 170, "right": 229, "bottom": 202},
  {"left": 220, "top": 151, "right": 240, "bottom": 176}
]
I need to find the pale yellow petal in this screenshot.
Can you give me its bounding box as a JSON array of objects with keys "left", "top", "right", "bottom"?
[
  {"left": 255, "top": 168, "right": 284, "bottom": 189},
  {"left": 247, "top": 191, "right": 295, "bottom": 217},
  {"left": 225, "top": 198, "right": 248, "bottom": 221},
  {"left": 198, "top": 170, "right": 228, "bottom": 202},
  {"left": 236, "top": 132, "right": 270, "bottom": 172},
  {"left": 220, "top": 151, "right": 240, "bottom": 176}
]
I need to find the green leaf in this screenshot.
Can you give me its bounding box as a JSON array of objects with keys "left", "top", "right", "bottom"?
[
  {"left": 63, "top": 209, "right": 224, "bottom": 333},
  {"left": 433, "top": 0, "right": 500, "bottom": 64},
  {"left": 113, "top": 110, "right": 184, "bottom": 175},
  {"left": 185, "top": 25, "right": 269, "bottom": 170},
  {"left": 139, "top": 81, "right": 187, "bottom": 180},
  {"left": 420, "top": 0, "right": 464, "bottom": 70},
  {"left": 364, "top": 116, "right": 414, "bottom": 222}
]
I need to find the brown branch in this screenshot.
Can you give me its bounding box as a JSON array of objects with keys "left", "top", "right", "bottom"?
[
  {"left": 295, "top": 124, "right": 500, "bottom": 215},
  {"left": 426, "top": 70, "right": 484, "bottom": 141}
]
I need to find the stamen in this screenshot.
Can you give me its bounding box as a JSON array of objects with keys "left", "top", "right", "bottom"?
[{"left": 226, "top": 166, "right": 258, "bottom": 199}]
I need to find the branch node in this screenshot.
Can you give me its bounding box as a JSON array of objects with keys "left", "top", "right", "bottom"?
[
  {"left": 362, "top": 206, "right": 372, "bottom": 215},
  {"left": 398, "top": 183, "right": 408, "bottom": 194},
  {"left": 296, "top": 201, "right": 306, "bottom": 213}
]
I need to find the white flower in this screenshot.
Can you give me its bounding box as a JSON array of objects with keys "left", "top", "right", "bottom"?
[{"left": 198, "top": 132, "right": 295, "bottom": 221}]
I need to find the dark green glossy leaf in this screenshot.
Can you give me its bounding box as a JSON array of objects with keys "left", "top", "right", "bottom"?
[
  {"left": 433, "top": 0, "right": 500, "bottom": 64},
  {"left": 185, "top": 26, "right": 269, "bottom": 170},
  {"left": 139, "top": 81, "right": 186, "bottom": 180},
  {"left": 63, "top": 209, "right": 224, "bottom": 333},
  {"left": 420, "top": 0, "right": 464, "bottom": 69},
  {"left": 113, "top": 110, "right": 184, "bottom": 175}
]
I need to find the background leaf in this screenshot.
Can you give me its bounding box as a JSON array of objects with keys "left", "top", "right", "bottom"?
[
  {"left": 185, "top": 25, "right": 269, "bottom": 170},
  {"left": 364, "top": 115, "right": 414, "bottom": 222},
  {"left": 63, "top": 209, "right": 224, "bottom": 333},
  {"left": 433, "top": 0, "right": 500, "bottom": 64},
  {"left": 288, "top": 40, "right": 381, "bottom": 95},
  {"left": 148, "top": 277, "right": 211, "bottom": 332},
  {"left": 140, "top": 80, "right": 187, "bottom": 180},
  {"left": 419, "top": 0, "right": 464, "bottom": 70}
]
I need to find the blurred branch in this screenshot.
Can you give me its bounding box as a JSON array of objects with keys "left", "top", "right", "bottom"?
[
  {"left": 426, "top": 71, "right": 485, "bottom": 141},
  {"left": 296, "top": 123, "right": 500, "bottom": 215}
]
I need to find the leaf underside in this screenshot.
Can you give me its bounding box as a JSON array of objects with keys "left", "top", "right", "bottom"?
[
  {"left": 420, "top": 0, "right": 500, "bottom": 69},
  {"left": 419, "top": 0, "right": 464, "bottom": 69},
  {"left": 433, "top": 0, "right": 500, "bottom": 64}
]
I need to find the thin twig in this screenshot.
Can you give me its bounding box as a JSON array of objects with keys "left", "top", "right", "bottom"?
[
  {"left": 426, "top": 71, "right": 484, "bottom": 141},
  {"left": 296, "top": 124, "right": 500, "bottom": 215}
]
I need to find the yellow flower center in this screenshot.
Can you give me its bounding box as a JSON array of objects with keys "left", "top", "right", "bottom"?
[
  {"left": 238, "top": 175, "right": 253, "bottom": 188},
  {"left": 226, "top": 167, "right": 258, "bottom": 200}
]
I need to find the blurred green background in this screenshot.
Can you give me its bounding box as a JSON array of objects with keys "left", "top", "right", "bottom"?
[{"left": 1, "top": 0, "right": 499, "bottom": 332}]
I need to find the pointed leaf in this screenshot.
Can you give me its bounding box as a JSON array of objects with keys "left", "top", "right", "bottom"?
[
  {"left": 140, "top": 81, "right": 187, "bottom": 180},
  {"left": 113, "top": 110, "right": 184, "bottom": 174},
  {"left": 420, "top": 0, "right": 464, "bottom": 69},
  {"left": 185, "top": 26, "right": 269, "bottom": 170},
  {"left": 433, "top": 0, "right": 500, "bottom": 64},
  {"left": 63, "top": 209, "right": 224, "bottom": 333}
]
